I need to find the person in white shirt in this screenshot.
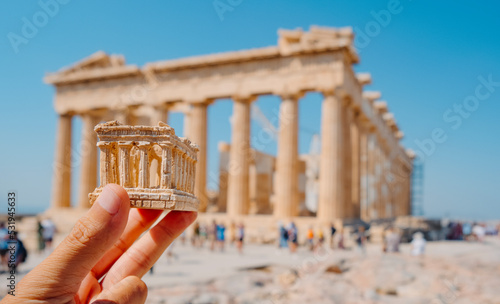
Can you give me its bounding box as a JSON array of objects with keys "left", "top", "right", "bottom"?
[{"left": 411, "top": 232, "right": 426, "bottom": 256}]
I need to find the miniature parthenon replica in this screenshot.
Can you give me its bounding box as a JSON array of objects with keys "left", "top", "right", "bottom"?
[
  {"left": 45, "top": 25, "right": 414, "bottom": 227},
  {"left": 88, "top": 121, "right": 199, "bottom": 211}
]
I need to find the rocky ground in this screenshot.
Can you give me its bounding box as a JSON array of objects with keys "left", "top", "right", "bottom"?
[
  {"left": 143, "top": 238, "right": 500, "bottom": 304},
  {"left": 2, "top": 237, "right": 499, "bottom": 303}
]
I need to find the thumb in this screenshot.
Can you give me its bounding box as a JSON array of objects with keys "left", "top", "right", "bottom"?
[{"left": 19, "top": 184, "right": 130, "bottom": 295}]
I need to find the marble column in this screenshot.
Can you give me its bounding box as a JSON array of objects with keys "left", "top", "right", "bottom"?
[
  {"left": 318, "top": 90, "right": 344, "bottom": 222},
  {"left": 98, "top": 141, "right": 115, "bottom": 186},
  {"left": 78, "top": 113, "right": 99, "bottom": 208},
  {"left": 189, "top": 102, "right": 208, "bottom": 211},
  {"left": 359, "top": 123, "right": 371, "bottom": 221},
  {"left": 118, "top": 142, "right": 133, "bottom": 188},
  {"left": 51, "top": 114, "right": 73, "bottom": 208},
  {"left": 350, "top": 113, "right": 361, "bottom": 219},
  {"left": 170, "top": 149, "right": 178, "bottom": 189},
  {"left": 274, "top": 92, "right": 302, "bottom": 218},
  {"left": 367, "top": 134, "right": 378, "bottom": 219},
  {"left": 375, "top": 143, "right": 384, "bottom": 218},
  {"left": 342, "top": 105, "right": 353, "bottom": 219},
  {"left": 151, "top": 105, "right": 169, "bottom": 125},
  {"left": 115, "top": 107, "right": 137, "bottom": 125},
  {"left": 227, "top": 96, "right": 254, "bottom": 217},
  {"left": 137, "top": 142, "right": 150, "bottom": 188},
  {"left": 217, "top": 143, "right": 230, "bottom": 212}
]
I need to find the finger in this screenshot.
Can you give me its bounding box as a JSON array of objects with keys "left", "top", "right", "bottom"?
[
  {"left": 20, "top": 184, "right": 130, "bottom": 294},
  {"left": 91, "top": 208, "right": 163, "bottom": 278},
  {"left": 92, "top": 276, "right": 147, "bottom": 304},
  {"left": 102, "top": 211, "right": 196, "bottom": 289}
]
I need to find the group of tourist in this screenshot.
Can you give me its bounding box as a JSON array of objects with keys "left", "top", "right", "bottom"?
[
  {"left": 0, "top": 218, "right": 57, "bottom": 273},
  {"left": 278, "top": 221, "right": 299, "bottom": 252},
  {"left": 191, "top": 221, "right": 245, "bottom": 254},
  {"left": 279, "top": 222, "right": 346, "bottom": 253},
  {"left": 0, "top": 223, "right": 27, "bottom": 272},
  {"left": 445, "top": 221, "right": 497, "bottom": 242}
]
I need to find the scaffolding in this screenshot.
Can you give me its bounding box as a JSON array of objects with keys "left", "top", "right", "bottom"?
[{"left": 411, "top": 157, "right": 424, "bottom": 216}]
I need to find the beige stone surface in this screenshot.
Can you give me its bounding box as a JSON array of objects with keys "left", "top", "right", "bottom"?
[{"left": 88, "top": 121, "right": 199, "bottom": 211}]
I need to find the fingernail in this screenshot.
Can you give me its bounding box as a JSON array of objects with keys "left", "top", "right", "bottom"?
[{"left": 98, "top": 186, "right": 121, "bottom": 215}]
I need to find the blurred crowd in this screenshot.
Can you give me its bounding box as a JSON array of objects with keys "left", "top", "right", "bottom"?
[
  {"left": 443, "top": 221, "right": 498, "bottom": 242},
  {"left": 0, "top": 218, "right": 56, "bottom": 273}
]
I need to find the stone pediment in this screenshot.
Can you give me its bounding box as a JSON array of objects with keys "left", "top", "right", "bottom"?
[{"left": 44, "top": 51, "right": 140, "bottom": 85}]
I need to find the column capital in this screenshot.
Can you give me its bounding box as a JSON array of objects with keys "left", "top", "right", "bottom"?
[
  {"left": 273, "top": 87, "right": 305, "bottom": 100},
  {"left": 318, "top": 87, "right": 349, "bottom": 100},
  {"left": 97, "top": 141, "right": 114, "bottom": 148},
  {"left": 185, "top": 99, "right": 215, "bottom": 106},
  {"left": 81, "top": 108, "right": 107, "bottom": 118},
  {"left": 136, "top": 141, "right": 152, "bottom": 148},
  {"left": 232, "top": 95, "right": 257, "bottom": 103},
  {"left": 117, "top": 141, "right": 134, "bottom": 147}
]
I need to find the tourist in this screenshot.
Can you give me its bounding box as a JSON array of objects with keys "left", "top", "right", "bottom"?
[
  {"left": 315, "top": 227, "right": 325, "bottom": 252},
  {"left": 229, "top": 222, "right": 237, "bottom": 245},
  {"left": 278, "top": 222, "right": 288, "bottom": 248},
  {"left": 216, "top": 222, "right": 226, "bottom": 252},
  {"left": 472, "top": 223, "right": 486, "bottom": 242},
  {"left": 0, "top": 184, "right": 196, "bottom": 302},
  {"left": 209, "top": 220, "right": 217, "bottom": 251},
  {"left": 179, "top": 230, "right": 187, "bottom": 246},
  {"left": 7, "top": 231, "right": 28, "bottom": 271},
  {"left": 0, "top": 223, "right": 9, "bottom": 272},
  {"left": 37, "top": 220, "right": 45, "bottom": 253},
  {"left": 306, "top": 226, "right": 314, "bottom": 251},
  {"left": 288, "top": 222, "right": 298, "bottom": 253},
  {"left": 41, "top": 217, "right": 57, "bottom": 253},
  {"left": 330, "top": 223, "right": 337, "bottom": 248},
  {"left": 411, "top": 232, "right": 426, "bottom": 256},
  {"left": 384, "top": 227, "right": 400, "bottom": 253},
  {"left": 236, "top": 223, "right": 245, "bottom": 254},
  {"left": 462, "top": 222, "right": 472, "bottom": 241},
  {"left": 192, "top": 222, "right": 201, "bottom": 248},
  {"left": 199, "top": 222, "right": 207, "bottom": 248},
  {"left": 356, "top": 226, "right": 367, "bottom": 255},
  {"left": 336, "top": 228, "right": 345, "bottom": 250}
]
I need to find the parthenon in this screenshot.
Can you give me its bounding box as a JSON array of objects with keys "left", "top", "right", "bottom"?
[{"left": 45, "top": 25, "right": 414, "bottom": 226}]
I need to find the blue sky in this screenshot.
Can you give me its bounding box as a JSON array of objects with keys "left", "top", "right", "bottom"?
[{"left": 0, "top": 0, "right": 499, "bottom": 220}]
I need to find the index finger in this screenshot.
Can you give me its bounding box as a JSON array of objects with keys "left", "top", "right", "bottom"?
[{"left": 102, "top": 211, "right": 196, "bottom": 289}]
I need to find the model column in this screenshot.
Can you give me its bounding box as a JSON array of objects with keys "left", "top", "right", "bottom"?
[
  {"left": 159, "top": 144, "right": 172, "bottom": 189},
  {"left": 137, "top": 142, "right": 150, "bottom": 188},
  {"left": 118, "top": 142, "right": 134, "bottom": 188},
  {"left": 227, "top": 96, "right": 255, "bottom": 217},
  {"left": 97, "top": 141, "right": 115, "bottom": 187}
]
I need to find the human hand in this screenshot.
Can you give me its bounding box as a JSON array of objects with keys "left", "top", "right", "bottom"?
[{"left": 1, "top": 184, "right": 197, "bottom": 303}]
